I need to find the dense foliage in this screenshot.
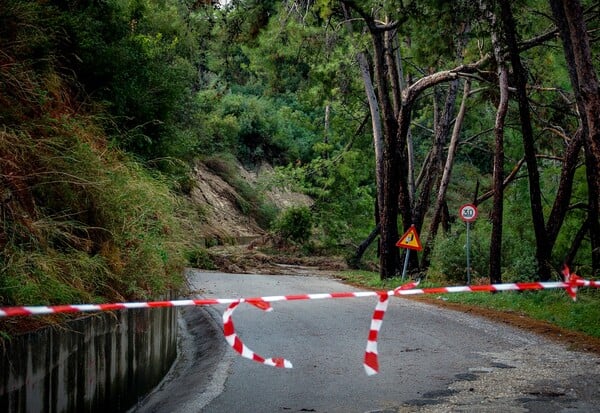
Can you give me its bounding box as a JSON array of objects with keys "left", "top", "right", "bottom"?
[{"left": 1, "top": 0, "right": 599, "bottom": 310}]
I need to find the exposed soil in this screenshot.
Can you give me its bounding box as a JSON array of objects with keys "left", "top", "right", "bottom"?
[
  {"left": 191, "top": 161, "right": 312, "bottom": 242},
  {"left": 5, "top": 159, "right": 599, "bottom": 359}
]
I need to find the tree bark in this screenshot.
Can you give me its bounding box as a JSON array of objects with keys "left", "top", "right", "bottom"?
[
  {"left": 550, "top": 0, "right": 600, "bottom": 274},
  {"left": 498, "top": 0, "right": 552, "bottom": 280},
  {"left": 422, "top": 79, "right": 472, "bottom": 267},
  {"left": 350, "top": 223, "right": 380, "bottom": 269},
  {"left": 545, "top": 128, "right": 584, "bottom": 247},
  {"left": 413, "top": 80, "right": 459, "bottom": 234},
  {"left": 342, "top": 2, "right": 401, "bottom": 278},
  {"left": 373, "top": 27, "right": 402, "bottom": 278},
  {"left": 564, "top": 217, "right": 589, "bottom": 267},
  {"left": 488, "top": 4, "right": 509, "bottom": 285}
]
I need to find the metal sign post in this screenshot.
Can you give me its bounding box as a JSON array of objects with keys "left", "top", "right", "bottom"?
[
  {"left": 466, "top": 221, "right": 472, "bottom": 285},
  {"left": 401, "top": 250, "right": 410, "bottom": 280},
  {"left": 458, "top": 204, "right": 478, "bottom": 285}
]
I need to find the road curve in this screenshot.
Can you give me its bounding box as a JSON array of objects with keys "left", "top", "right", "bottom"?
[{"left": 133, "top": 271, "right": 600, "bottom": 413}]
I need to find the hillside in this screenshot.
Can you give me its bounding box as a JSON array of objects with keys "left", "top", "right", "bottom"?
[
  {"left": 189, "top": 163, "right": 600, "bottom": 354},
  {"left": 190, "top": 160, "right": 349, "bottom": 275},
  {"left": 191, "top": 161, "right": 312, "bottom": 241}
]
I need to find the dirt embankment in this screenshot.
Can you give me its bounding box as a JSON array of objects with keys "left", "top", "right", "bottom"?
[{"left": 191, "top": 161, "right": 312, "bottom": 242}]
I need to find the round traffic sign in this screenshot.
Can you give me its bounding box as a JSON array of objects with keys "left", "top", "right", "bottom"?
[{"left": 459, "top": 203, "right": 478, "bottom": 222}]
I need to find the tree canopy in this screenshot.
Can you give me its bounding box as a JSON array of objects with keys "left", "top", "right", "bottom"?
[{"left": 1, "top": 0, "right": 599, "bottom": 308}]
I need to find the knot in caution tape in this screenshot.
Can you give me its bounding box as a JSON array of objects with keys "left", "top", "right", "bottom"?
[{"left": 563, "top": 264, "right": 585, "bottom": 301}]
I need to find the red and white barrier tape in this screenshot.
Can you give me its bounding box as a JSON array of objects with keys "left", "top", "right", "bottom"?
[
  {"left": 0, "top": 266, "right": 597, "bottom": 375},
  {"left": 363, "top": 292, "right": 389, "bottom": 376},
  {"left": 363, "top": 281, "right": 419, "bottom": 375},
  {"left": 223, "top": 300, "right": 293, "bottom": 369}
]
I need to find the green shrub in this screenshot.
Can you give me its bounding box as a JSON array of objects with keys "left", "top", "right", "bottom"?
[
  {"left": 185, "top": 248, "right": 216, "bottom": 270},
  {"left": 273, "top": 206, "right": 313, "bottom": 244},
  {"left": 428, "top": 221, "right": 491, "bottom": 284}
]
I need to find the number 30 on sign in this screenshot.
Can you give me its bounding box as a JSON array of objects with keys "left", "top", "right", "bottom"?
[{"left": 459, "top": 204, "right": 478, "bottom": 222}]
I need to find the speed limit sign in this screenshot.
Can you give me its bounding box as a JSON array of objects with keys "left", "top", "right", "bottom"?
[{"left": 459, "top": 204, "right": 478, "bottom": 222}]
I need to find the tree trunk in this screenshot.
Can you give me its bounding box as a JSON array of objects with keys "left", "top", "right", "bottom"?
[
  {"left": 488, "top": 6, "right": 508, "bottom": 285},
  {"left": 422, "top": 79, "right": 472, "bottom": 267},
  {"left": 498, "top": 0, "right": 552, "bottom": 280},
  {"left": 545, "top": 128, "right": 584, "bottom": 247},
  {"left": 564, "top": 217, "right": 589, "bottom": 267},
  {"left": 350, "top": 223, "right": 381, "bottom": 269},
  {"left": 384, "top": 29, "right": 402, "bottom": 118},
  {"left": 373, "top": 28, "right": 402, "bottom": 278},
  {"left": 562, "top": 1, "right": 600, "bottom": 274},
  {"left": 413, "top": 80, "right": 459, "bottom": 233},
  {"left": 550, "top": 0, "right": 600, "bottom": 274},
  {"left": 344, "top": 3, "right": 400, "bottom": 278}
]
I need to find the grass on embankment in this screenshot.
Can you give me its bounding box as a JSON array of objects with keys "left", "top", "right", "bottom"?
[
  {"left": 0, "top": 121, "right": 205, "bottom": 309},
  {"left": 336, "top": 270, "right": 600, "bottom": 339}
]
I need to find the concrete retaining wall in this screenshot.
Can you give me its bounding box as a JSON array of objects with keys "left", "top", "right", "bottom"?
[{"left": 0, "top": 307, "right": 178, "bottom": 413}]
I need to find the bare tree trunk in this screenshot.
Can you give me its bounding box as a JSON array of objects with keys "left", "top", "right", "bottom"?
[
  {"left": 384, "top": 29, "right": 402, "bottom": 118},
  {"left": 545, "top": 128, "right": 584, "bottom": 247},
  {"left": 550, "top": 0, "right": 600, "bottom": 274},
  {"left": 357, "top": 52, "right": 385, "bottom": 209},
  {"left": 413, "top": 80, "right": 459, "bottom": 233},
  {"left": 564, "top": 217, "right": 589, "bottom": 267},
  {"left": 350, "top": 223, "right": 380, "bottom": 269},
  {"left": 422, "top": 79, "right": 472, "bottom": 267},
  {"left": 391, "top": 32, "right": 416, "bottom": 207},
  {"left": 499, "top": 0, "right": 552, "bottom": 280},
  {"left": 488, "top": 8, "right": 508, "bottom": 285}
]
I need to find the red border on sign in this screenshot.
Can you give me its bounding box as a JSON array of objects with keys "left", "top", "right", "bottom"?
[
  {"left": 396, "top": 225, "right": 423, "bottom": 251},
  {"left": 459, "top": 203, "right": 478, "bottom": 222}
]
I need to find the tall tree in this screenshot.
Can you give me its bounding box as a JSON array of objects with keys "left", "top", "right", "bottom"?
[
  {"left": 549, "top": 0, "right": 600, "bottom": 274},
  {"left": 341, "top": 0, "right": 488, "bottom": 278},
  {"left": 498, "top": 0, "right": 553, "bottom": 280},
  {"left": 485, "top": 1, "right": 509, "bottom": 284},
  {"left": 341, "top": 1, "right": 402, "bottom": 278},
  {"left": 422, "top": 79, "right": 472, "bottom": 267}
]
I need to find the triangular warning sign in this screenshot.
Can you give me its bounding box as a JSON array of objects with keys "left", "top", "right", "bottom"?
[{"left": 396, "top": 225, "right": 423, "bottom": 251}]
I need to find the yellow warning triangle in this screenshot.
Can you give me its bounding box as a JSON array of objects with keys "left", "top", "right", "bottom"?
[{"left": 396, "top": 225, "right": 423, "bottom": 251}]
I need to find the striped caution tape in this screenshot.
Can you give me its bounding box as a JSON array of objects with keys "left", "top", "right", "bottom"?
[
  {"left": 223, "top": 299, "right": 293, "bottom": 369},
  {"left": 363, "top": 292, "right": 389, "bottom": 376},
  {"left": 0, "top": 266, "right": 597, "bottom": 375},
  {"left": 363, "top": 281, "right": 419, "bottom": 376},
  {"left": 3, "top": 271, "right": 595, "bottom": 318}
]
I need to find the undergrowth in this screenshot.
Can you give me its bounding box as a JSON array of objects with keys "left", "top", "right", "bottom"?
[
  {"left": 0, "top": 1, "right": 207, "bottom": 314},
  {"left": 0, "top": 123, "right": 200, "bottom": 307}
]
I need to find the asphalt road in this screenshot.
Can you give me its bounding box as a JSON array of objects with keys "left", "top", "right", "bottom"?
[{"left": 131, "top": 271, "right": 600, "bottom": 413}]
